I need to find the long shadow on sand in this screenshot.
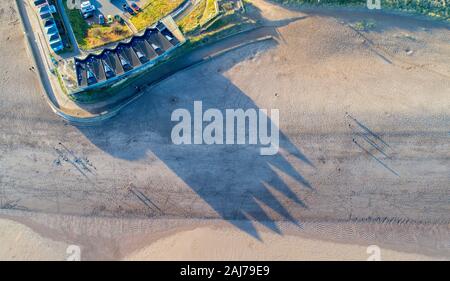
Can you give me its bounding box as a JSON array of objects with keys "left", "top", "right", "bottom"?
[{"left": 77, "top": 31, "right": 314, "bottom": 240}]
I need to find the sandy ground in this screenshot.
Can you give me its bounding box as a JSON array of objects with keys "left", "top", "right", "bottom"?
[
  {"left": 0, "top": 219, "right": 68, "bottom": 260},
  {"left": 0, "top": 216, "right": 443, "bottom": 261},
  {"left": 123, "top": 226, "right": 440, "bottom": 261},
  {"left": 0, "top": 0, "right": 449, "bottom": 259}
]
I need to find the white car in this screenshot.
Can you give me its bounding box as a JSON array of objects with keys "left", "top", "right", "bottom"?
[{"left": 80, "top": 1, "right": 95, "bottom": 19}]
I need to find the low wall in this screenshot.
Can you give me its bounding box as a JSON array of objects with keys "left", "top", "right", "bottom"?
[{"left": 69, "top": 42, "right": 184, "bottom": 96}]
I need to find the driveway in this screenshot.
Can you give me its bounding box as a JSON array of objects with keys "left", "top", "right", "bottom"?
[{"left": 92, "top": 0, "right": 147, "bottom": 16}]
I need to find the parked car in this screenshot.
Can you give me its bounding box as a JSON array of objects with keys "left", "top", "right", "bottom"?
[
  {"left": 123, "top": 4, "right": 135, "bottom": 15},
  {"left": 130, "top": 2, "right": 141, "bottom": 12},
  {"left": 98, "top": 14, "right": 105, "bottom": 25},
  {"left": 114, "top": 14, "right": 125, "bottom": 25},
  {"left": 107, "top": 15, "right": 113, "bottom": 24},
  {"left": 80, "top": 1, "right": 95, "bottom": 19}
]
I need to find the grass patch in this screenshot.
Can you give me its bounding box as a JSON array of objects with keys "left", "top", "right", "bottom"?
[
  {"left": 178, "top": 0, "right": 232, "bottom": 35},
  {"left": 351, "top": 19, "right": 376, "bottom": 31},
  {"left": 131, "top": 0, "right": 185, "bottom": 31},
  {"left": 189, "top": 18, "right": 257, "bottom": 46},
  {"left": 186, "top": 0, "right": 255, "bottom": 40},
  {"left": 271, "top": 0, "right": 450, "bottom": 20},
  {"left": 63, "top": 0, "right": 132, "bottom": 50},
  {"left": 84, "top": 24, "right": 132, "bottom": 49},
  {"left": 178, "top": 0, "right": 208, "bottom": 33},
  {"left": 63, "top": 0, "right": 89, "bottom": 47},
  {"left": 202, "top": 0, "right": 219, "bottom": 24},
  {"left": 53, "top": 67, "right": 69, "bottom": 95}
]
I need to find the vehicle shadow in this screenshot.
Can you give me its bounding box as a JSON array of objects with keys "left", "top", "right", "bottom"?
[{"left": 77, "top": 42, "right": 315, "bottom": 239}]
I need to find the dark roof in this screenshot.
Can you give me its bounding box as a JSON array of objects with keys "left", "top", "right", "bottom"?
[
  {"left": 34, "top": 0, "right": 47, "bottom": 5},
  {"left": 75, "top": 25, "right": 178, "bottom": 87}
]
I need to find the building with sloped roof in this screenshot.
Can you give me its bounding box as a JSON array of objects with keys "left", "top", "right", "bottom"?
[
  {"left": 34, "top": 0, "right": 64, "bottom": 52},
  {"left": 73, "top": 18, "right": 185, "bottom": 92}
]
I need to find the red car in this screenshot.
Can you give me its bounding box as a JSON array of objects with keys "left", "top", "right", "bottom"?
[
  {"left": 130, "top": 2, "right": 141, "bottom": 12},
  {"left": 122, "top": 3, "right": 135, "bottom": 15}
]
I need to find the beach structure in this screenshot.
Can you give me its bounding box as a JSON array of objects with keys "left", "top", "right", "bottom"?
[
  {"left": 33, "top": 0, "right": 64, "bottom": 52},
  {"left": 73, "top": 16, "right": 185, "bottom": 92}
]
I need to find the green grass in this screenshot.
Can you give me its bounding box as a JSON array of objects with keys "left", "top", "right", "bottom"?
[
  {"left": 54, "top": 68, "right": 68, "bottom": 95},
  {"left": 189, "top": 15, "right": 256, "bottom": 46},
  {"left": 131, "top": 0, "right": 185, "bottom": 31},
  {"left": 63, "top": 0, "right": 89, "bottom": 48},
  {"left": 178, "top": 0, "right": 207, "bottom": 33},
  {"left": 84, "top": 23, "right": 132, "bottom": 49},
  {"left": 177, "top": 0, "right": 219, "bottom": 34},
  {"left": 202, "top": 0, "right": 218, "bottom": 24},
  {"left": 271, "top": 0, "right": 450, "bottom": 20},
  {"left": 63, "top": 0, "right": 132, "bottom": 50}
]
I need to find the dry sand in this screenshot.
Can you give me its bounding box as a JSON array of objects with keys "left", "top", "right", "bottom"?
[
  {"left": 0, "top": 218, "right": 68, "bottom": 261},
  {"left": 123, "top": 225, "right": 440, "bottom": 261},
  {"left": 0, "top": 0, "right": 449, "bottom": 260},
  {"left": 0, "top": 217, "right": 441, "bottom": 261}
]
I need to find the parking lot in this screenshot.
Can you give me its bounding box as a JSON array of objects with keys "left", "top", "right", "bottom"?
[
  {"left": 83, "top": 0, "right": 145, "bottom": 26},
  {"left": 92, "top": 0, "right": 145, "bottom": 17}
]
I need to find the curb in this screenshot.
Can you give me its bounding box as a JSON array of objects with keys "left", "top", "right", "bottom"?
[{"left": 15, "top": 0, "right": 65, "bottom": 116}]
